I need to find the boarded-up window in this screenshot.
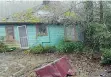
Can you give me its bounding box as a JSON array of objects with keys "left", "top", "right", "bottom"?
[
  {"left": 65, "top": 26, "right": 77, "bottom": 41},
  {"left": 5, "top": 25, "right": 14, "bottom": 41},
  {"left": 36, "top": 25, "right": 47, "bottom": 36}
]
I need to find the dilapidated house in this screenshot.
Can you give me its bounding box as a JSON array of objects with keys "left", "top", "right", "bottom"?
[{"left": 0, "top": 1, "right": 84, "bottom": 49}]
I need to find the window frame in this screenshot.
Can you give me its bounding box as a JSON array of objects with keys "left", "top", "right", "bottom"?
[{"left": 36, "top": 24, "right": 48, "bottom": 36}]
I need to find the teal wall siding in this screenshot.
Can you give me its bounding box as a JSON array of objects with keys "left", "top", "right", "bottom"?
[
  {"left": 0, "top": 24, "right": 82, "bottom": 48},
  {"left": 0, "top": 26, "right": 6, "bottom": 37},
  {"left": 26, "top": 25, "right": 64, "bottom": 47},
  {"left": 0, "top": 25, "right": 65, "bottom": 47},
  {"left": 14, "top": 26, "right": 19, "bottom": 41},
  {"left": 37, "top": 25, "right": 64, "bottom": 46},
  {"left": 27, "top": 25, "right": 37, "bottom": 46},
  {"left": 36, "top": 26, "right": 50, "bottom": 46},
  {"left": 45, "top": 25, "right": 64, "bottom": 46}
]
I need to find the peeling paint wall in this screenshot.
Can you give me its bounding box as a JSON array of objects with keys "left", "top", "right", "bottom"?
[{"left": 0, "top": 24, "right": 83, "bottom": 48}]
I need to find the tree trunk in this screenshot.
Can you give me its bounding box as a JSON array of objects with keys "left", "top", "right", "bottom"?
[{"left": 100, "top": 1, "right": 104, "bottom": 24}]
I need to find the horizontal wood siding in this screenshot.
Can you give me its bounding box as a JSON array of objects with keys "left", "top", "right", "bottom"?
[
  {"left": 42, "top": 25, "right": 64, "bottom": 46},
  {"left": 27, "top": 25, "right": 64, "bottom": 47},
  {"left": 0, "top": 26, "right": 6, "bottom": 37},
  {"left": 27, "top": 25, "right": 37, "bottom": 46}
]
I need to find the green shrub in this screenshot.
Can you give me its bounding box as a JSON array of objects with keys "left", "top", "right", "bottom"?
[
  {"left": 24, "top": 49, "right": 30, "bottom": 54},
  {"left": 43, "top": 45, "right": 56, "bottom": 53},
  {"left": 6, "top": 47, "right": 17, "bottom": 52},
  {"left": 30, "top": 44, "right": 44, "bottom": 54},
  {"left": 85, "top": 22, "right": 111, "bottom": 51},
  {"left": 101, "top": 49, "right": 111, "bottom": 65},
  {"left": 0, "top": 41, "right": 9, "bottom": 53},
  {"left": 56, "top": 40, "right": 83, "bottom": 53}
]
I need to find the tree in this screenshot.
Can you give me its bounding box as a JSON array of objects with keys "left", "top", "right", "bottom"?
[
  {"left": 84, "top": 1, "right": 94, "bottom": 23},
  {"left": 99, "top": 1, "right": 104, "bottom": 23}
]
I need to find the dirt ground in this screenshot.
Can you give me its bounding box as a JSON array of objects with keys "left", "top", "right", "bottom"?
[{"left": 0, "top": 51, "right": 111, "bottom": 77}]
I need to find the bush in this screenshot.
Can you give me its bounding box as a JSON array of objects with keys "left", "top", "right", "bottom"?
[
  {"left": 0, "top": 41, "right": 8, "bottom": 53},
  {"left": 30, "top": 44, "right": 56, "bottom": 54},
  {"left": 85, "top": 22, "right": 111, "bottom": 51},
  {"left": 101, "top": 49, "right": 111, "bottom": 65},
  {"left": 24, "top": 49, "right": 30, "bottom": 54},
  {"left": 56, "top": 40, "right": 83, "bottom": 53},
  {"left": 6, "top": 47, "right": 17, "bottom": 52},
  {"left": 43, "top": 45, "right": 56, "bottom": 53},
  {"left": 30, "top": 44, "right": 44, "bottom": 54}
]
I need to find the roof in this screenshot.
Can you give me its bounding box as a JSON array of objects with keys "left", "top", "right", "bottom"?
[
  {"left": 0, "top": 22, "right": 63, "bottom": 25},
  {"left": 0, "top": 1, "right": 74, "bottom": 23},
  {"left": 0, "top": 1, "right": 42, "bottom": 21},
  {"left": 0, "top": 22, "right": 41, "bottom": 25},
  {"left": 0, "top": 1, "right": 80, "bottom": 25}
]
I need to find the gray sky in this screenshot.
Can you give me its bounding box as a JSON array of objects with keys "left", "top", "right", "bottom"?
[{"left": 0, "top": 0, "right": 43, "bottom": 21}]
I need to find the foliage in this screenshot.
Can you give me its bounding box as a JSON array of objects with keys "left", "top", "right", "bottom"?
[
  {"left": 56, "top": 40, "right": 83, "bottom": 53},
  {"left": 29, "top": 44, "right": 56, "bottom": 54},
  {"left": 82, "top": 46, "right": 93, "bottom": 52},
  {"left": 0, "top": 41, "right": 8, "bottom": 53},
  {"left": 85, "top": 22, "right": 111, "bottom": 51},
  {"left": 12, "top": 8, "right": 41, "bottom": 22},
  {"left": 43, "top": 45, "right": 56, "bottom": 53},
  {"left": 101, "top": 49, "right": 111, "bottom": 65},
  {"left": 104, "top": 6, "right": 111, "bottom": 32},
  {"left": 29, "top": 44, "right": 44, "bottom": 54},
  {"left": 2, "top": 18, "right": 7, "bottom": 22},
  {"left": 84, "top": 1, "right": 94, "bottom": 22},
  {"left": 0, "top": 36, "right": 5, "bottom": 41},
  {"left": 64, "top": 11, "right": 76, "bottom": 18},
  {"left": 24, "top": 49, "right": 30, "bottom": 54},
  {"left": 6, "top": 47, "right": 17, "bottom": 52},
  {"left": 0, "top": 36, "right": 17, "bottom": 52},
  {"left": 0, "top": 36, "right": 8, "bottom": 53},
  {"left": 0, "top": 42, "right": 17, "bottom": 53}
]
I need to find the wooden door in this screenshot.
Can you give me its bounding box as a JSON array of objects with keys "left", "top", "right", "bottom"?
[{"left": 5, "top": 25, "right": 14, "bottom": 41}]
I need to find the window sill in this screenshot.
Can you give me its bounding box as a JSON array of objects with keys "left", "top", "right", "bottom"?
[{"left": 37, "top": 34, "right": 48, "bottom": 36}]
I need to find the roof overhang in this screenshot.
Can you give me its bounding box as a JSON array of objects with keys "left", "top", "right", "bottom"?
[
  {"left": 0, "top": 22, "right": 62, "bottom": 25},
  {"left": 0, "top": 22, "right": 44, "bottom": 25}
]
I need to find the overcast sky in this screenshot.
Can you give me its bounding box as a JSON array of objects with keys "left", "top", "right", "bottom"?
[{"left": 0, "top": 0, "right": 43, "bottom": 20}]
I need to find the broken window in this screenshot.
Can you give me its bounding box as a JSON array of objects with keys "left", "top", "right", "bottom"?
[{"left": 36, "top": 24, "right": 47, "bottom": 36}]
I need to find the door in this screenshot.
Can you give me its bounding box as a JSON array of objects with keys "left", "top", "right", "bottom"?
[
  {"left": 18, "top": 25, "right": 28, "bottom": 49},
  {"left": 5, "top": 25, "right": 15, "bottom": 42}
]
